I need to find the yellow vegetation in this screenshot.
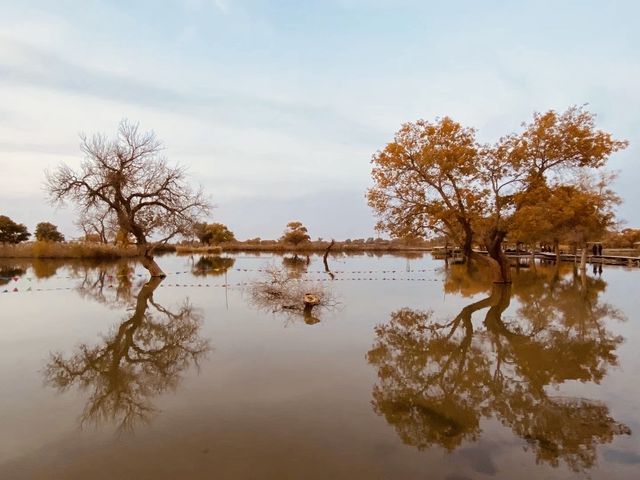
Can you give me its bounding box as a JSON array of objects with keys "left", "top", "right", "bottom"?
[{"left": 0, "top": 241, "right": 139, "bottom": 259}]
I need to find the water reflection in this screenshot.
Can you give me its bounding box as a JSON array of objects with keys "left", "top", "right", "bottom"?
[
  {"left": 73, "top": 262, "right": 136, "bottom": 306},
  {"left": 367, "top": 265, "right": 630, "bottom": 472},
  {"left": 281, "top": 255, "right": 309, "bottom": 279},
  {"left": 248, "top": 265, "right": 337, "bottom": 325},
  {"left": 44, "top": 275, "right": 209, "bottom": 433},
  {"left": 192, "top": 255, "right": 235, "bottom": 277},
  {"left": 0, "top": 265, "right": 25, "bottom": 286}
]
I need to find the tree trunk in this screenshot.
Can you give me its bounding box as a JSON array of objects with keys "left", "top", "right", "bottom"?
[
  {"left": 462, "top": 223, "right": 474, "bottom": 262},
  {"left": 529, "top": 245, "right": 536, "bottom": 272},
  {"left": 323, "top": 239, "right": 335, "bottom": 273},
  {"left": 138, "top": 245, "right": 165, "bottom": 277},
  {"left": 579, "top": 242, "right": 587, "bottom": 271},
  {"left": 553, "top": 239, "right": 560, "bottom": 265},
  {"left": 444, "top": 237, "right": 449, "bottom": 269},
  {"left": 485, "top": 229, "right": 511, "bottom": 284}
]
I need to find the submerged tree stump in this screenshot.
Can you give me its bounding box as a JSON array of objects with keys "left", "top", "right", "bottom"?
[{"left": 303, "top": 293, "right": 320, "bottom": 308}]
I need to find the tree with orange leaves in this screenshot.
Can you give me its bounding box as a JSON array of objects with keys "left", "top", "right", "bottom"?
[
  {"left": 368, "top": 106, "right": 627, "bottom": 283},
  {"left": 367, "top": 117, "right": 487, "bottom": 260}
]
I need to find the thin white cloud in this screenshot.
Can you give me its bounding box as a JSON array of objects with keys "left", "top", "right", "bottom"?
[{"left": 212, "top": 0, "right": 230, "bottom": 14}]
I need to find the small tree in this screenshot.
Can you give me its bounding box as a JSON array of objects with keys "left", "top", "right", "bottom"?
[
  {"left": 0, "top": 215, "right": 30, "bottom": 244},
  {"left": 208, "top": 223, "right": 235, "bottom": 244},
  {"left": 35, "top": 222, "right": 65, "bottom": 242},
  {"left": 46, "top": 120, "right": 210, "bottom": 276},
  {"left": 281, "top": 221, "right": 311, "bottom": 247},
  {"left": 193, "top": 222, "right": 212, "bottom": 245},
  {"left": 194, "top": 222, "right": 235, "bottom": 244}
]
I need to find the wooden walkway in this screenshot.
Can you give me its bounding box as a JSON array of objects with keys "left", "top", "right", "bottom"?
[
  {"left": 460, "top": 250, "right": 640, "bottom": 267},
  {"left": 530, "top": 252, "right": 639, "bottom": 267}
]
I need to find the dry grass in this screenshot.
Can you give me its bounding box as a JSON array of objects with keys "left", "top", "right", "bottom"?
[
  {"left": 175, "top": 245, "right": 223, "bottom": 255},
  {"left": 219, "top": 239, "right": 432, "bottom": 253},
  {"left": 0, "top": 241, "right": 139, "bottom": 259},
  {"left": 247, "top": 265, "right": 338, "bottom": 325}
]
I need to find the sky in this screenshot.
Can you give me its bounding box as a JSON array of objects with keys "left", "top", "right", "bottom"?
[{"left": 1, "top": 0, "right": 638, "bottom": 240}]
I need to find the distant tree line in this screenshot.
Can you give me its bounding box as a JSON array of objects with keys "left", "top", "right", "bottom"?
[{"left": 0, "top": 216, "right": 64, "bottom": 244}]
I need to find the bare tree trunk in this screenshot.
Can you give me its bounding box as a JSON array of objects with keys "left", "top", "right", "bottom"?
[
  {"left": 140, "top": 255, "right": 165, "bottom": 277},
  {"left": 444, "top": 236, "right": 449, "bottom": 269},
  {"left": 138, "top": 245, "right": 166, "bottom": 277},
  {"left": 579, "top": 241, "right": 588, "bottom": 271},
  {"left": 323, "top": 239, "right": 335, "bottom": 273}
]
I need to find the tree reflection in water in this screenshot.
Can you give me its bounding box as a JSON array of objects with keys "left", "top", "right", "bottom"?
[
  {"left": 192, "top": 255, "right": 235, "bottom": 277},
  {"left": 367, "top": 265, "right": 630, "bottom": 472},
  {"left": 0, "top": 265, "right": 26, "bottom": 286},
  {"left": 44, "top": 275, "right": 209, "bottom": 433}
]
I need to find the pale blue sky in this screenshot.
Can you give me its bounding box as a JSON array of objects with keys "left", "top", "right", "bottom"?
[{"left": 1, "top": 0, "right": 638, "bottom": 239}]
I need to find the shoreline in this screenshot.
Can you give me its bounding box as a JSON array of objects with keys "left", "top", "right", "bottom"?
[{"left": 0, "top": 241, "right": 434, "bottom": 259}]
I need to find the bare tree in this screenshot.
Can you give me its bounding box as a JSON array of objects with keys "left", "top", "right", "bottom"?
[
  {"left": 76, "top": 204, "right": 118, "bottom": 244},
  {"left": 47, "top": 120, "right": 211, "bottom": 276}
]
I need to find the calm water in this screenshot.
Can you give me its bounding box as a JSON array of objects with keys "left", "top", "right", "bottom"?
[{"left": 0, "top": 253, "right": 639, "bottom": 479}]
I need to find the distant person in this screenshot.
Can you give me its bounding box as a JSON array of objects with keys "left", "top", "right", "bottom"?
[
  {"left": 592, "top": 244, "right": 598, "bottom": 256},
  {"left": 598, "top": 244, "right": 603, "bottom": 256}
]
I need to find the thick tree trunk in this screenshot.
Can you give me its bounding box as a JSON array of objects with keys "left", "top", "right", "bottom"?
[
  {"left": 485, "top": 229, "right": 512, "bottom": 284},
  {"left": 138, "top": 245, "right": 166, "bottom": 277},
  {"left": 140, "top": 254, "right": 166, "bottom": 277},
  {"left": 462, "top": 223, "right": 474, "bottom": 262}
]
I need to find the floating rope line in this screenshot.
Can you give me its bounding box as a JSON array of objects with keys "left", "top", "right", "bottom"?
[
  {"left": 1, "top": 267, "right": 443, "bottom": 283},
  {"left": 1, "top": 276, "right": 446, "bottom": 294}
]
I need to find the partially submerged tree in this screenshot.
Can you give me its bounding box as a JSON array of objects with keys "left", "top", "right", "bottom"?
[
  {"left": 510, "top": 176, "right": 618, "bottom": 269},
  {"left": 0, "top": 215, "right": 30, "bottom": 244},
  {"left": 281, "top": 221, "right": 311, "bottom": 247},
  {"left": 482, "top": 107, "right": 626, "bottom": 280},
  {"left": 46, "top": 120, "right": 210, "bottom": 276},
  {"left": 367, "top": 118, "right": 486, "bottom": 259},
  {"left": 368, "top": 107, "right": 627, "bottom": 283},
  {"left": 35, "top": 222, "right": 65, "bottom": 242}
]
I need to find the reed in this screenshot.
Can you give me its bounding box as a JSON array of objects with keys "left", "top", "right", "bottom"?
[
  {"left": 0, "top": 242, "right": 139, "bottom": 259},
  {"left": 217, "top": 240, "right": 432, "bottom": 253},
  {"left": 175, "top": 245, "right": 223, "bottom": 255}
]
